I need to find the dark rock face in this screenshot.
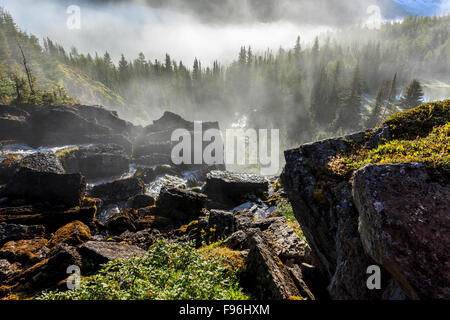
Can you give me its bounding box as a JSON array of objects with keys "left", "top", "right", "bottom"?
[
  {"left": 127, "top": 194, "right": 155, "bottom": 209},
  {"left": 0, "top": 224, "right": 45, "bottom": 245},
  {"left": 2, "top": 167, "right": 86, "bottom": 207},
  {"left": 353, "top": 163, "right": 450, "bottom": 300},
  {"left": 28, "top": 104, "right": 134, "bottom": 153},
  {"left": 155, "top": 187, "right": 207, "bottom": 222},
  {"left": 203, "top": 171, "right": 269, "bottom": 209},
  {"left": 280, "top": 129, "right": 391, "bottom": 300},
  {"left": 78, "top": 241, "right": 146, "bottom": 272},
  {"left": 134, "top": 111, "right": 225, "bottom": 171},
  {"left": 89, "top": 177, "right": 145, "bottom": 203},
  {"left": 208, "top": 210, "right": 235, "bottom": 240},
  {"left": 0, "top": 105, "right": 30, "bottom": 142},
  {"left": 59, "top": 144, "right": 130, "bottom": 179}
]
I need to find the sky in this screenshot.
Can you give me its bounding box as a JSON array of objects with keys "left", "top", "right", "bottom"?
[{"left": 0, "top": 0, "right": 449, "bottom": 65}]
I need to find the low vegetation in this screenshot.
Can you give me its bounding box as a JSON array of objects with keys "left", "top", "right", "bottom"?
[
  {"left": 328, "top": 100, "right": 450, "bottom": 176},
  {"left": 38, "top": 240, "right": 249, "bottom": 300}
]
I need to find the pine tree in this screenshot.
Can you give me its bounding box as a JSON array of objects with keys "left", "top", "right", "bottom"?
[
  {"left": 400, "top": 78, "right": 424, "bottom": 109},
  {"left": 332, "top": 64, "right": 363, "bottom": 131}
]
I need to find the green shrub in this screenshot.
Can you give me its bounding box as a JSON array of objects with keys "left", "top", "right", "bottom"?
[{"left": 38, "top": 240, "right": 249, "bottom": 300}]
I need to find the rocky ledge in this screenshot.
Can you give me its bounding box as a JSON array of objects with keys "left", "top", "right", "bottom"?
[{"left": 281, "top": 100, "right": 450, "bottom": 300}]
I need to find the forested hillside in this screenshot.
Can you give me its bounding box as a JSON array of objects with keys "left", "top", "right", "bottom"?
[{"left": 1, "top": 7, "right": 449, "bottom": 146}]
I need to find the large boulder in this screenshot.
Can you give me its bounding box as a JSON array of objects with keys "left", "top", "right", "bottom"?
[
  {"left": 353, "top": 163, "right": 450, "bottom": 300},
  {"left": 0, "top": 152, "right": 64, "bottom": 184},
  {"left": 155, "top": 187, "right": 207, "bottom": 222},
  {"left": 20, "top": 152, "right": 65, "bottom": 174},
  {"left": 58, "top": 144, "right": 130, "bottom": 179},
  {"left": 49, "top": 221, "right": 92, "bottom": 248},
  {"left": 203, "top": 171, "right": 269, "bottom": 209},
  {"left": 281, "top": 128, "right": 391, "bottom": 300},
  {"left": 1, "top": 167, "right": 86, "bottom": 207},
  {"left": 89, "top": 177, "right": 145, "bottom": 204},
  {"left": 28, "top": 104, "right": 133, "bottom": 153}
]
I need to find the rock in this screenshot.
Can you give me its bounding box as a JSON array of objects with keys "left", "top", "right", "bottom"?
[
  {"left": 281, "top": 130, "right": 387, "bottom": 300},
  {"left": 133, "top": 167, "right": 156, "bottom": 184},
  {"left": 96, "top": 204, "right": 121, "bottom": 224},
  {"left": 208, "top": 210, "right": 235, "bottom": 241},
  {"left": 120, "top": 229, "right": 160, "bottom": 250},
  {"left": 20, "top": 152, "right": 65, "bottom": 174},
  {"left": 49, "top": 221, "right": 92, "bottom": 247},
  {"left": 135, "top": 215, "right": 173, "bottom": 231},
  {"left": 287, "top": 264, "right": 316, "bottom": 300},
  {"left": 0, "top": 152, "right": 64, "bottom": 185},
  {"left": 78, "top": 241, "right": 146, "bottom": 271},
  {"left": 155, "top": 187, "right": 207, "bottom": 222},
  {"left": 134, "top": 142, "right": 172, "bottom": 158},
  {"left": 89, "top": 177, "right": 145, "bottom": 203},
  {"left": 264, "top": 220, "right": 312, "bottom": 265},
  {"left": 0, "top": 259, "right": 21, "bottom": 283},
  {"left": 28, "top": 104, "right": 133, "bottom": 153},
  {"left": 0, "top": 105, "right": 30, "bottom": 142},
  {"left": 5, "top": 243, "right": 83, "bottom": 295},
  {"left": 0, "top": 224, "right": 45, "bottom": 246},
  {"left": 240, "top": 229, "right": 301, "bottom": 300},
  {"left": 58, "top": 144, "right": 130, "bottom": 179},
  {"left": 105, "top": 210, "right": 137, "bottom": 235},
  {"left": 0, "top": 206, "right": 96, "bottom": 234},
  {"left": 0, "top": 239, "right": 49, "bottom": 266},
  {"left": 203, "top": 171, "right": 269, "bottom": 209},
  {"left": 154, "top": 165, "right": 181, "bottom": 177},
  {"left": 2, "top": 167, "right": 86, "bottom": 207},
  {"left": 134, "top": 154, "right": 172, "bottom": 167},
  {"left": 127, "top": 194, "right": 155, "bottom": 209},
  {"left": 353, "top": 163, "right": 450, "bottom": 300},
  {"left": 222, "top": 230, "right": 248, "bottom": 251}
]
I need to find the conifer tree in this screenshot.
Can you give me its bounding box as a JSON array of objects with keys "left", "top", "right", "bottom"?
[{"left": 400, "top": 78, "right": 424, "bottom": 109}]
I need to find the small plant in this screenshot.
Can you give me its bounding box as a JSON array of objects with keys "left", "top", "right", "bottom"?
[{"left": 38, "top": 240, "right": 249, "bottom": 300}]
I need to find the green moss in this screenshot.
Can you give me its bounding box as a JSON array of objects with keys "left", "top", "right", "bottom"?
[
  {"left": 328, "top": 100, "right": 450, "bottom": 175},
  {"left": 56, "top": 147, "right": 79, "bottom": 160},
  {"left": 382, "top": 100, "right": 450, "bottom": 140}
]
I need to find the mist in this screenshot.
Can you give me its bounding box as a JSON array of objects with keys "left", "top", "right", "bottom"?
[{"left": 0, "top": 0, "right": 339, "bottom": 65}]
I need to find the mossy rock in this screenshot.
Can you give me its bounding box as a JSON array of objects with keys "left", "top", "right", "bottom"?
[
  {"left": 382, "top": 100, "right": 450, "bottom": 140},
  {"left": 49, "top": 221, "right": 92, "bottom": 247}
]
